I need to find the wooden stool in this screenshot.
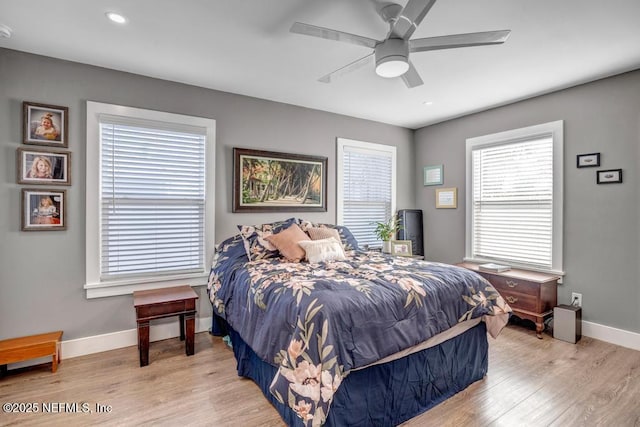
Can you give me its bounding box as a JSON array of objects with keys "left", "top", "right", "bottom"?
[
  {"left": 0, "top": 331, "right": 63, "bottom": 375},
  {"left": 133, "top": 285, "right": 198, "bottom": 367}
]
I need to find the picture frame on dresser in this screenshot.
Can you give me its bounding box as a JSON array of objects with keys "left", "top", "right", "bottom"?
[{"left": 390, "top": 240, "right": 412, "bottom": 256}]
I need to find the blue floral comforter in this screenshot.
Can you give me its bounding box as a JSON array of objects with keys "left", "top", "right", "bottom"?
[{"left": 207, "top": 236, "right": 510, "bottom": 427}]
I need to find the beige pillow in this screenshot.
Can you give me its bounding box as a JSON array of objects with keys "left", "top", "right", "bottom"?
[
  {"left": 307, "top": 226, "right": 341, "bottom": 244},
  {"left": 265, "top": 223, "right": 309, "bottom": 262},
  {"left": 298, "top": 238, "right": 346, "bottom": 263}
]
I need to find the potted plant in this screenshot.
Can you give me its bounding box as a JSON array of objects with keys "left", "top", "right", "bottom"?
[{"left": 374, "top": 216, "right": 402, "bottom": 253}]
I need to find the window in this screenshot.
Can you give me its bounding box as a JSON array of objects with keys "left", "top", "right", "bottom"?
[
  {"left": 85, "top": 102, "right": 215, "bottom": 298},
  {"left": 465, "top": 121, "right": 563, "bottom": 274},
  {"left": 337, "top": 138, "right": 396, "bottom": 248}
]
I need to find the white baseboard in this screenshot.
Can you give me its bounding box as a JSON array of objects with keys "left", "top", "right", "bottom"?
[
  {"left": 6, "top": 317, "right": 638, "bottom": 372},
  {"left": 6, "top": 317, "right": 212, "bottom": 371},
  {"left": 583, "top": 320, "right": 640, "bottom": 351}
]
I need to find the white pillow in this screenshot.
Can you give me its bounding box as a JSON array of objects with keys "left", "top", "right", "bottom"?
[{"left": 297, "top": 237, "right": 346, "bottom": 263}]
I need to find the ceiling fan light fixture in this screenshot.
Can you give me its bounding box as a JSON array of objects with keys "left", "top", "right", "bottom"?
[
  {"left": 374, "top": 38, "right": 409, "bottom": 78},
  {"left": 376, "top": 57, "right": 409, "bottom": 78}
]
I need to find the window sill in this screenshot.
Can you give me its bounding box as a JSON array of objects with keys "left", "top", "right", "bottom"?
[
  {"left": 462, "top": 257, "right": 565, "bottom": 278},
  {"left": 84, "top": 273, "right": 209, "bottom": 299}
]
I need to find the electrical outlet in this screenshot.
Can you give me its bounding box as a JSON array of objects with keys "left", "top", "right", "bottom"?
[{"left": 571, "top": 292, "right": 582, "bottom": 307}]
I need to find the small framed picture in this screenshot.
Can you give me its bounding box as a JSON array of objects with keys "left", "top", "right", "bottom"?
[
  {"left": 390, "top": 240, "right": 413, "bottom": 256},
  {"left": 21, "top": 189, "right": 67, "bottom": 231},
  {"left": 597, "top": 169, "right": 622, "bottom": 184},
  {"left": 435, "top": 187, "right": 457, "bottom": 209},
  {"left": 423, "top": 164, "right": 443, "bottom": 186},
  {"left": 23, "top": 101, "right": 69, "bottom": 147},
  {"left": 17, "top": 148, "right": 71, "bottom": 185},
  {"left": 576, "top": 153, "right": 600, "bottom": 168}
]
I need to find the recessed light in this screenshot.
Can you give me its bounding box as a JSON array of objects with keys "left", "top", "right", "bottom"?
[
  {"left": 422, "top": 101, "right": 434, "bottom": 106},
  {"left": 105, "top": 12, "right": 127, "bottom": 24}
]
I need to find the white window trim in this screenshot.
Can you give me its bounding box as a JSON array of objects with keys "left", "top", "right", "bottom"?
[
  {"left": 85, "top": 101, "right": 216, "bottom": 298},
  {"left": 464, "top": 120, "right": 564, "bottom": 275},
  {"left": 336, "top": 137, "right": 397, "bottom": 227}
]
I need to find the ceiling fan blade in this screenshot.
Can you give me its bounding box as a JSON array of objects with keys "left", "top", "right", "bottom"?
[
  {"left": 318, "top": 53, "right": 375, "bottom": 83},
  {"left": 290, "top": 22, "right": 379, "bottom": 49},
  {"left": 401, "top": 61, "right": 424, "bottom": 88},
  {"left": 390, "top": 0, "right": 437, "bottom": 40},
  {"left": 410, "top": 30, "right": 511, "bottom": 52}
]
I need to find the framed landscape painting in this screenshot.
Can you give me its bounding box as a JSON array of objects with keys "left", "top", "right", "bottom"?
[{"left": 233, "top": 148, "right": 327, "bottom": 212}]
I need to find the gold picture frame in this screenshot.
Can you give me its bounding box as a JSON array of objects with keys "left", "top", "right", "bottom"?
[
  {"left": 390, "top": 240, "right": 412, "bottom": 256},
  {"left": 435, "top": 187, "right": 457, "bottom": 209}
]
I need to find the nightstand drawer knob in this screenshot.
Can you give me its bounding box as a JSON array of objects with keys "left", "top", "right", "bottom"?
[
  {"left": 506, "top": 296, "right": 519, "bottom": 304},
  {"left": 506, "top": 280, "right": 518, "bottom": 288}
]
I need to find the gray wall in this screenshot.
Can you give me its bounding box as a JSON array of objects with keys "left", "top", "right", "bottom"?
[
  {"left": 0, "top": 49, "right": 414, "bottom": 340},
  {"left": 415, "top": 69, "right": 640, "bottom": 333}
]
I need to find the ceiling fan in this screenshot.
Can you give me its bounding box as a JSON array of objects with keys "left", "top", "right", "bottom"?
[{"left": 290, "top": 0, "right": 511, "bottom": 88}]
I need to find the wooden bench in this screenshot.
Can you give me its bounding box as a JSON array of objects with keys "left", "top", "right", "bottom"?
[{"left": 0, "top": 331, "right": 63, "bottom": 375}]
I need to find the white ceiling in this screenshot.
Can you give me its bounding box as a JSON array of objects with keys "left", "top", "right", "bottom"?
[{"left": 1, "top": 0, "right": 639, "bottom": 129}]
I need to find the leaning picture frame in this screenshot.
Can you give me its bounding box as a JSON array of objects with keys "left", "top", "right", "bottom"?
[
  {"left": 233, "top": 147, "right": 327, "bottom": 212},
  {"left": 22, "top": 188, "right": 67, "bottom": 231},
  {"left": 23, "top": 101, "right": 69, "bottom": 147},
  {"left": 390, "top": 240, "right": 413, "bottom": 256},
  {"left": 17, "top": 147, "right": 71, "bottom": 185}
]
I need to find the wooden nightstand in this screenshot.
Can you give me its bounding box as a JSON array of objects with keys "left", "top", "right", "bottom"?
[
  {"left": 133, "top": 285, "right": 198, "bottom": 367},
  {"left": 457, "top": 262, "right": 560, "bottom": 339}
]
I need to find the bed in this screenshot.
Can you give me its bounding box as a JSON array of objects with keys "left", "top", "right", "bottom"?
[{"left": 207, "top": 219, "right": 511, "bottom": 426}]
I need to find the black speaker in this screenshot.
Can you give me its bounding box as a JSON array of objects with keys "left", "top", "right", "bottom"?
[{"left": 397, "top": 209, "right": 424, "bottom": 256}]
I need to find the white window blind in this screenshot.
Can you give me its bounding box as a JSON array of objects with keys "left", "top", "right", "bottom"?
[
  {"left": 472, "top": 137, "right": 553, "bottom": 268},
  {"left": 466, "top": 120, "right": 563, "bottom": 274},
  {"left": 100, "top": 119, "right": 206, "bottom": 279},
  {"left": 337, "top": 139, "right": 396, "bottom": 248}
]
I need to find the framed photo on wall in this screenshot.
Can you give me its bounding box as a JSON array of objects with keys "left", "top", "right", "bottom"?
[
  {"left": 21, "top": 189, "right": 67, "bottom": 231},
  {"left": 435, "top": 187, "right": 457, "bottom": 209},
  {"left": 17, "top": 148, "right": 71, "bottom": 185},
  {"left": 423, "top": 164, "right": 443, "bottom": 186},
  {"left": 576, "top": 152, "right": 600, "bottom": 168},
  {"left": 23, "top": 101, "right": 69, "bottom": 147},
  {"left": 596, "top": 169, "right": 622, "bottom": 184},
  {"left": 233, "top": 147, "right": 327, "bottom": 212}
]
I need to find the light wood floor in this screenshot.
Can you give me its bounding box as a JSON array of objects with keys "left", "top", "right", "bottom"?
[{"left": 1, "top": 324, "right": 639, "bottom": 427}]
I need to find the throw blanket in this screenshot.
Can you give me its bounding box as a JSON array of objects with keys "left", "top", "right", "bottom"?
[{"left": 208, "top": 239, "right": 510, "bottom": 427}]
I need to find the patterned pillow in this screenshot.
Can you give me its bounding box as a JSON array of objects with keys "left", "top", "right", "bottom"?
[
  {"left": 238, "top": 217, "right": 299, "bottom": 261},
  {"left": 306, "top": 226, "right": 341, "bottom": 244},
  {"left": 298, "top": 237, "right": 346, "bottom": 263},
  {"left": 265, "top": 223, "right": 309, "bottom": 262},
  {"left": 298, "top": 220, "right": 359, "bottom": 250}
]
